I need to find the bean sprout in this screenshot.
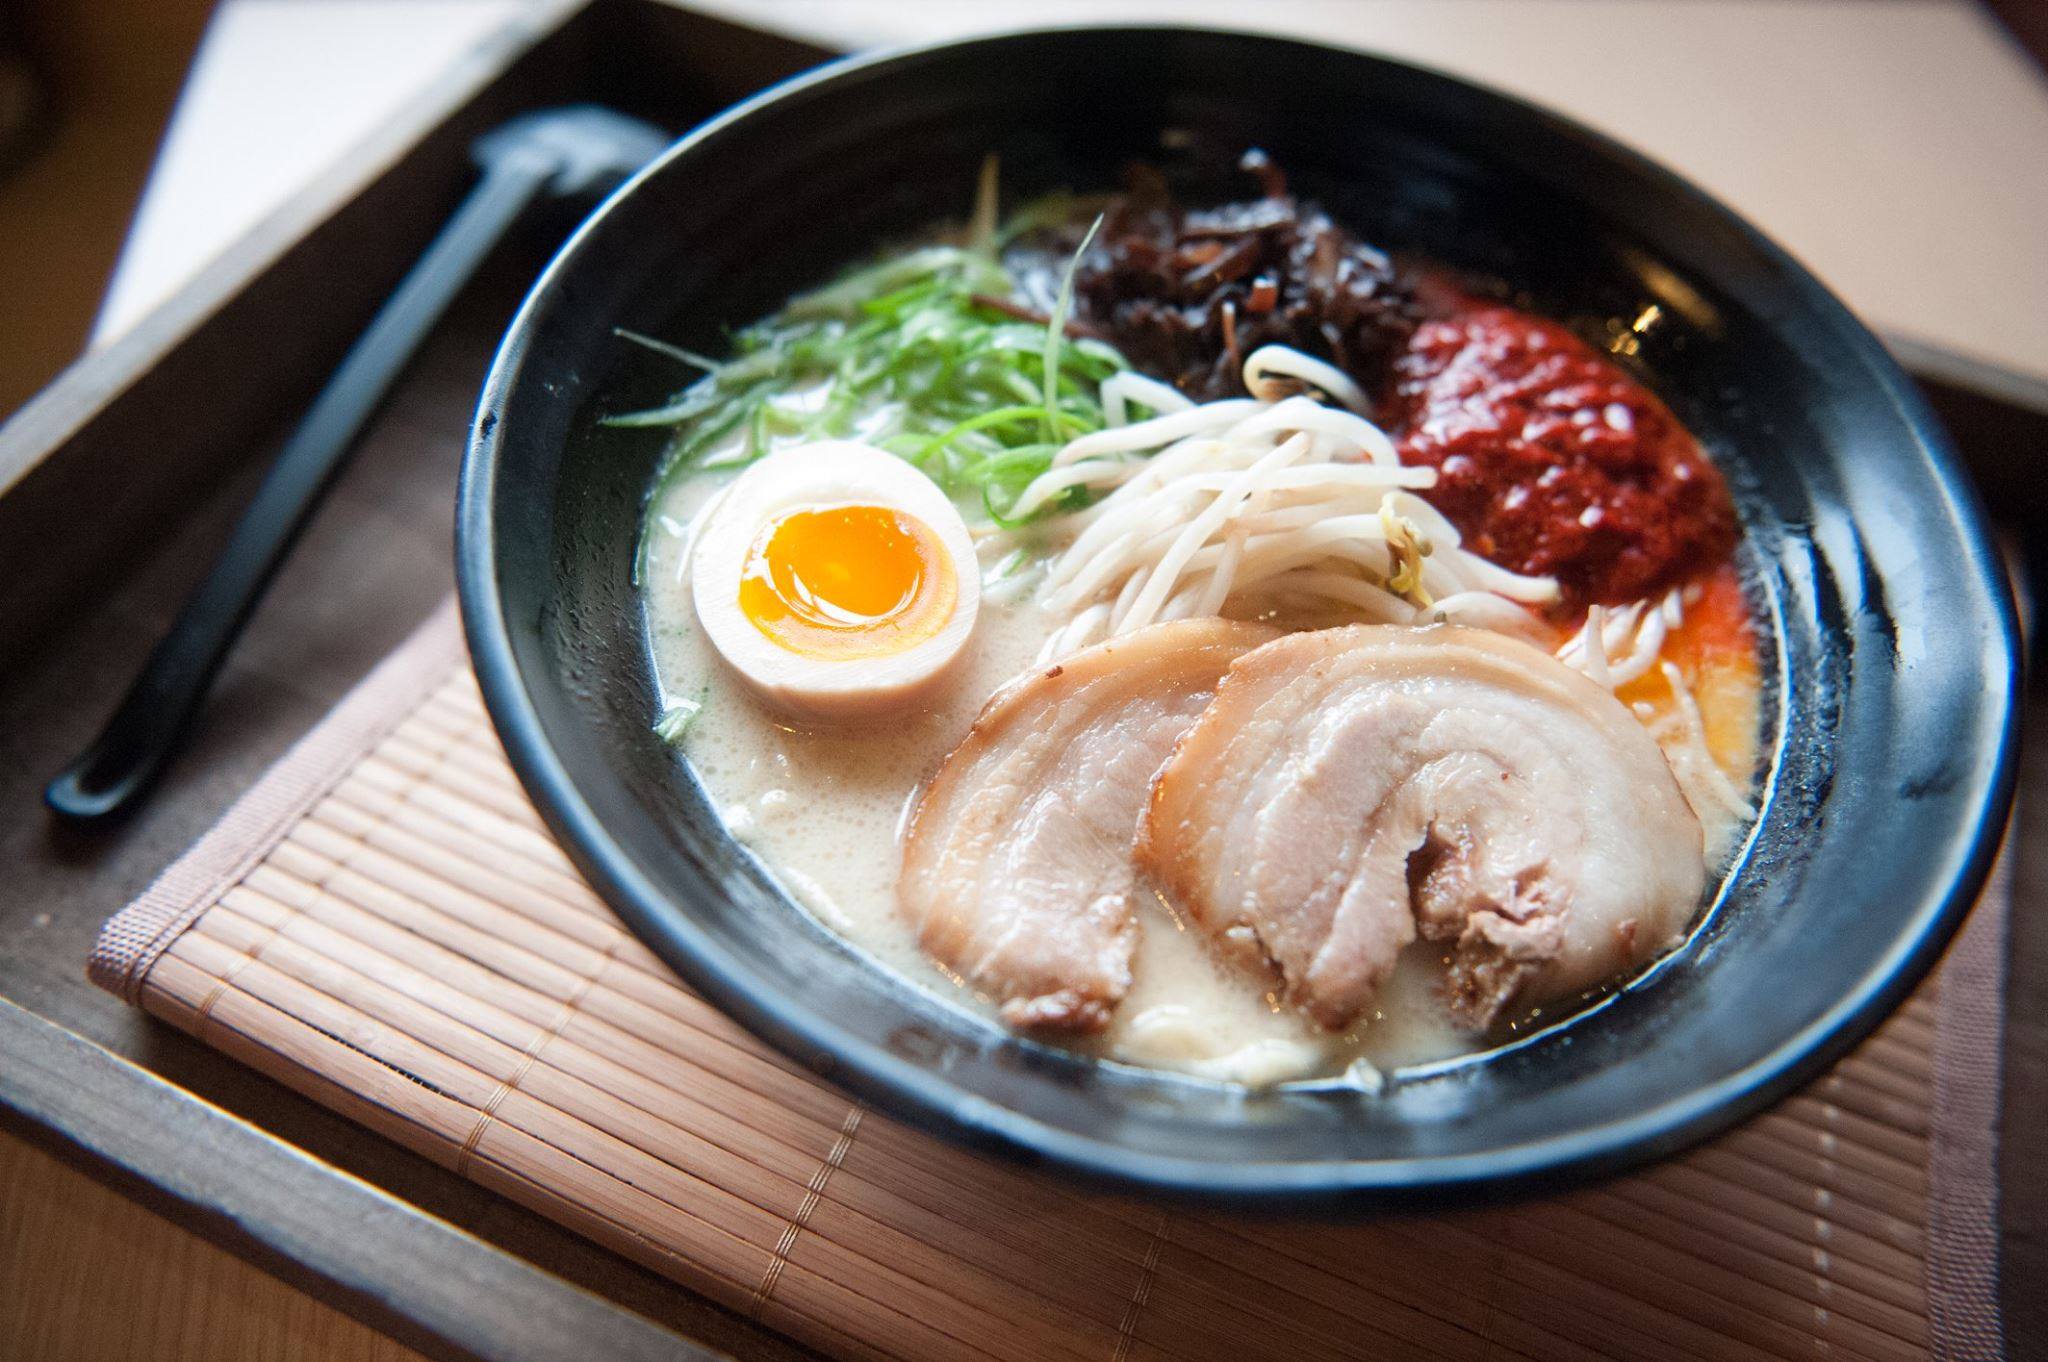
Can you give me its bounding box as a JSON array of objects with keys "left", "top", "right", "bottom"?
[
  {"left": 1651, "top": 660, "right": 1759, "bottom": 825},
  {"left": 1556, "top": 588, "right": 1681, "bottom": 689},
  {"left": 1099, "top": 370, "right": 1194, "bottom": 427},
  {"left": 1242, "top": 343, "right": 1373, "bottom": 414},
  {"left": 1027, "top": 347, "right": 1561, "bottom": 663},
  {"left": 1053, "top": 400, "right": 1261, "bottom": 465}
]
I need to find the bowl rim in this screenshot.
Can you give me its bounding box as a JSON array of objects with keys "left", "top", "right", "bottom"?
[{"left": 457, "top": 23, "right": 2022, "bottom": 1204}]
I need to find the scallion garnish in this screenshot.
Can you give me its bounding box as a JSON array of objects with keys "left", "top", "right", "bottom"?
[
  {"left": 1040, "top": 213, "right": 1103, "bottom": 446},
  {"left": 653, "top": 697, "right": 702, "bottom": 745},
  {"left": 606, "top": 207, "right": 1127, "bottom": 526}
]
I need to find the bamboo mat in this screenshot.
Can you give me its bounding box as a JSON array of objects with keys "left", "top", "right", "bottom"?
[{"left": 91, "top": 600, "right": 2009, "bottom": 1362}]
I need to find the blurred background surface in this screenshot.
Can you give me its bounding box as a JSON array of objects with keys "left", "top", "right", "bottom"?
[{"left": 3, "top": 0, "right": 2045, "bottom": 428}]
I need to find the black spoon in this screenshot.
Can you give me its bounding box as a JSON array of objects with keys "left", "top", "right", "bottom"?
[{"left": 46, "top": 106, "right": 670, "bottom": 822}]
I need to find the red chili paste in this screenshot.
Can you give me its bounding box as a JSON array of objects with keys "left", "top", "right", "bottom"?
[{"left": 1389, "top": 306, "right": 1736, "bottom": 608}]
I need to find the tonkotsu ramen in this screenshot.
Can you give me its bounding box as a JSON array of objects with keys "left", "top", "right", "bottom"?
[{"left": 614, "top": 152, "right": 1765, "bottom": 1087}]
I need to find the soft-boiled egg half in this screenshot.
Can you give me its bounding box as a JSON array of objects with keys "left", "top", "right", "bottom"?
[{"left": 690, "top": 441, "right": 979, "bottom": 720}]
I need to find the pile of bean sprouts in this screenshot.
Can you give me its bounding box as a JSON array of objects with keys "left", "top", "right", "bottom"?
[{"left": 1001, "top": 344, "right": 1559, "bottom": 662}]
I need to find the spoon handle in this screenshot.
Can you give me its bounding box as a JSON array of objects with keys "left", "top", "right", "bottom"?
[{"left": 46, "top": 150, "right": 555, "bottom": 821}]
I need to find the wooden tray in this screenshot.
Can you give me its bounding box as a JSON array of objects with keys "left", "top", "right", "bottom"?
[
  {"left": 82, "top": 601, "right": 2012, "bottom": 1362},
  {"left": 1, "top": 4, "right": 2043, "bottom": 1359}
]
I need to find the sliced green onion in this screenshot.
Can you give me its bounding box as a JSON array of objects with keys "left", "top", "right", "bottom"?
[
  {"left": 653, "top": 698, "right": 702, "bottom": 745},
  {"left": 616, "top": 184, "right": 1131, "bottom": 530},
  {"left": 614, "top": 328, "right": 720, "bottom": 372},
  {"left": 1041, "top": 213, "right": 1103, "bottom": 445}
]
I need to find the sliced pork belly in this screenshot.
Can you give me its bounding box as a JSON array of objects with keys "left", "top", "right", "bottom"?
[
  {"left": 900, "top": 618, "right": 1280, "bottom": 1033},
  {"left": 1139, "top": 625, "right": 1704, "bottom": 1031}
]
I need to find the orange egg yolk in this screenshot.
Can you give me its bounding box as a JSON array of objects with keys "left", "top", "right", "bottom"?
[{"left": 739, "top": 504, "right": 956, "bottom": 659}]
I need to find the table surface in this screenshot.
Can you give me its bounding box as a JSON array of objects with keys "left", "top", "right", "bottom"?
[
  {"left": 99, "top": 0, "right": 2048, "bottom": 393},
  {"left": 15, "top": 1, "right": 2045, "bottom": 1359}
]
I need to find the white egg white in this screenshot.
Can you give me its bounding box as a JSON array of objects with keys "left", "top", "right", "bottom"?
[{"left": 689, "top": 441, "right": 979, "bottom": 721}]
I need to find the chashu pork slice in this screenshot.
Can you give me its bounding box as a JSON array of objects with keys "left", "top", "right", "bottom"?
[
  {"left": 900, "top": 618, "right": 1280, "bottom": 1033},
  {"left": 1140, "top": 624, "right": 1704, "bottom": 1031}
]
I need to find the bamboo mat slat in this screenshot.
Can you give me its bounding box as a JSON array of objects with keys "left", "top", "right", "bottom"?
[{"left": 90, "top": 600, "right": 2009, "bottom": 1362}]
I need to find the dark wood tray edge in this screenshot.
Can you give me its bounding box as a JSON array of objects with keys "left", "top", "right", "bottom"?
[
  {"left": 1885, "top": 330, "right": 2048, "bottom": 419},
  {"left": 0, "top": 997, "right": 724, "bottom": 1362}
]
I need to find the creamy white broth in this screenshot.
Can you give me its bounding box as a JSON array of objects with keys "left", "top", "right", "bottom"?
[{"left": 642, "top": 468, "right": 1473, "bottom": 1085}]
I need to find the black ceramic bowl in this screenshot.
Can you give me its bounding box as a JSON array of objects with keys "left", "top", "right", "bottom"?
[{"left": 458, "top": 27, "right": 2018, "bottom": 1205}]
